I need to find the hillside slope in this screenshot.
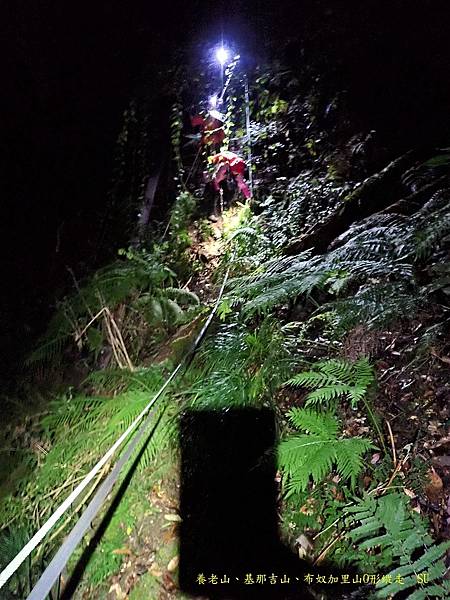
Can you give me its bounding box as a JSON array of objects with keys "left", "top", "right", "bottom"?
[{"left": 2, "top": 38, "right": 450, "bottom": 600}]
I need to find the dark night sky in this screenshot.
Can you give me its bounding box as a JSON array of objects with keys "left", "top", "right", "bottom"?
[
  {"left": 1, "top": 1, "right": 450, "bottom": 382},
  {"left": 0, "top": 0, "right": 261, "bottom": 379},
  {"left": 1, "top": 1, "right": 199, "bottom": 377}
]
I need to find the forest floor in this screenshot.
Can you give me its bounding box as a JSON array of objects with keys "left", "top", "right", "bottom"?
[
  {"left": 72, "top": 452, "right": 185, "bottom": 600},
  {"left": 69, "top": 216, "right": 229, "bottom": 600},
  {"left": 67, "top": 208, "right": 450, "bottom": 600},
  {"left": 2, "top": 88, "right": 450, "bottom": 599}
]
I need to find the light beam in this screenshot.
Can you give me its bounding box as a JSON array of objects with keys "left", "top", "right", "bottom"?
[{"left": 216, "top": 46, "right": 230, "bottom": 66}]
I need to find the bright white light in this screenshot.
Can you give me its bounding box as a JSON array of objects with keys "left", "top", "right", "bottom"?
[
  {"left": 216, "top": 46, "right": 230, "bottom": 65},
  {"left": 209, "top": 94, "right": 218, "bottom": 108}
]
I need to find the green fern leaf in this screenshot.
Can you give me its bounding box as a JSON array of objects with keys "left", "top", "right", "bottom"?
[
  {"left": 287, "top": 371, "right": 334, "bottom": 389},
  {"left": 344, "top": 493, "right": 450, "bottom": 598},
  {"left": 287, "top": 358, "right": 375, "bottom": 409},
  {"left": 279, "top": 409, "right": 371, "bottom": 494},
  {"left": 305, "top": 384, "right": 353, "bottom": 406},
  {"left": 336, "top": 438, "right": 372, "bottom": 487},
  {"left": 407, "top": 581, "right": 450, "bottom": 599},
  {"left": 287, "top": 408, "right": 339, "bottom": 437},
  {"left": 319, "top": 359, "right": 354, "bottom": 383}
]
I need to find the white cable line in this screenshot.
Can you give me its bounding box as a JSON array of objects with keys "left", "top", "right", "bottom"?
[
  {"left": 26, "top": 406, "right": 161, "bottom": 600},
  {"left": 0, "top": 245, "right": 236, "bottom": 591},
  {"left": 0, "top": 363, "right": 183, "bottom": 589},
  {"left": 26, "top": 254, "right": 235, "bottom": 599}
]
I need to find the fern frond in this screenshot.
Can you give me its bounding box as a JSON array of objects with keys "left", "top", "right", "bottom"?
[
  {"left": 187, "top": 319, "right": 294, "bottom": 409},
  {"left": 86, "top": 366, "right": 166, "bottom": 394},
  {"left": 42, "top": 395, "right": 105, "bottom": 433},
  {"left": 415, "top": 212, "right": 450, "bottom": 260},
  {"left": 305, "top": 385, "right": 354, "bottom": 406},
  {"left": 327, "top": 281, "right": 423, "bottom": 330},
  {"left": 26, "top": 334, "right": 69, "bottom": 366},
  {"left": 287, "top": 371, "right": 336, "bottom": 389},
  {"left": 343, "top": 492, "right": 450, "bottom": 598},
  {"left": 407, "top": 580, "right": 450, "bottom": 600},
  {"left": 286, "top": 358, "right": 375, "bottom": 409},
  {"left": 26, "top": 246, "right": 194, "bottom": 366},
  {"left": 280, "top": 434, "right": 336, "bottom": 496},
  {"left": 353, "top": 357, "right": 374, "bottom": 382},
  {"left": 375, "top": 546, "right": 450, "bottom": 598},
  {"left": 279, "top": 409, "right": 371, "bottom": 495},
  {"left": 336, "top": 438, "right": 372, "bottom": 488},
  {"left": 287, "top": 407, "right": 339, "bottom": 437},
  {"left": 318, "top": 359, "right": 354, "bottom": 383}
]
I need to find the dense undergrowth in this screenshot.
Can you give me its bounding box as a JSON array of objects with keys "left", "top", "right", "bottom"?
[{"left": 2, "top": 46, "right": 450, "bottom": 600}]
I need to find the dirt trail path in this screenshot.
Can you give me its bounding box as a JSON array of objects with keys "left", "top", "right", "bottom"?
[{"left": 74, "top": 211, "right": 241, "bottom": 600}]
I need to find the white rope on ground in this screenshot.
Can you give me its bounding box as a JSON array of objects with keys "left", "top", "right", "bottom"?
[
  {"left": 26, "top": 406, "right": 162, "bottom": 600},
  {"left": 0, "top": 365, "right": 182, "bottom": 590},
  {"left": 0, "top": 248, "right": 235, "bottom": 592}
]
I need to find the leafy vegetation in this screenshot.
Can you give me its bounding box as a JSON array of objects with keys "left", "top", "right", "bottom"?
[
  {"left": 28, "top": 226, "right": 201, "bottom": 371},
  {"left": 3, "top": 40, "right": 450, "bottom": 600},
  {"left": 285, "top": 357, "right": 375, "bottom": 409},
  {"left": 278, "top": 407, "right": 373, "bottom": 496},
  {"left": 344, "top": 494, "right": 450, "bottom": 599}
]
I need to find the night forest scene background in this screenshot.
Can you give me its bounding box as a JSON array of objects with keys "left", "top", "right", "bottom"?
[{"left": 1, "top": 1, "right": 450, "bottom": 599}]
